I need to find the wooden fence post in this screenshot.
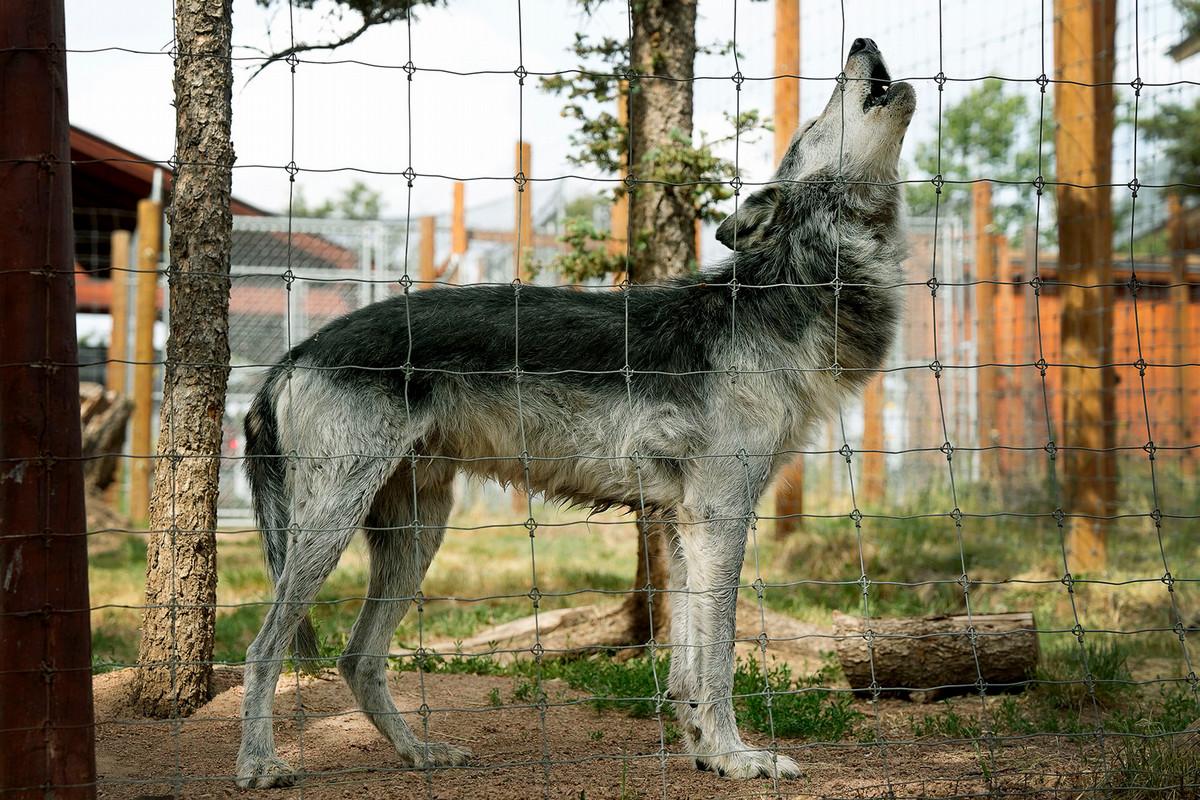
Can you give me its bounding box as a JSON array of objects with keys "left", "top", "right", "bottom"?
[
  {"left": 773, "top": 0, "right": 805, "bottom": 535},
  {"left": 1167, "top": 193, "right": 1192, "bottom": 460},
  {"left": 514, "top": 140, "right": 533, "bottom": 282},
  {"left": 861, "top": 375, "right": 886, "bottom": 503},
  {"left": 452, "top": 181, "right": 467, "bottom": 266},
  {"left": 130, "top": 198, "right": 162, "bottom": 525},
  {"left": 1054, "top": 0, "right": 1117, "bottom": 572},
  {"left": 106, "top": 229, "right": 132, "bottom": 505},
  {"left": 420, "top": 215, "right": 436, "bottom": 285},
  {"left": 973, "top": 183, "right": 997, "bottom": 461}
]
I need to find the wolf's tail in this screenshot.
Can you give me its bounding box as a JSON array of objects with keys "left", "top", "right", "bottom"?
[{"left": 244, "top": 374, "right": 321, "bottom": 671}]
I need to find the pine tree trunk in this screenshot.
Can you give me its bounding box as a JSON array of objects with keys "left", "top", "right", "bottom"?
[
  {"left": 621, "top": 0, "right": 698, "bottom": 644},
  {"left": 133, "top": 0, "right": 234, "bottom": 717}
]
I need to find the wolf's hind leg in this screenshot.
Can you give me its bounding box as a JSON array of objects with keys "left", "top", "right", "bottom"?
[
  {"left": 338, "top": 475, "right": 469, "bottom": 768},
  {"left": 237, "top": 455, "right": 387, "bottom": 789}
]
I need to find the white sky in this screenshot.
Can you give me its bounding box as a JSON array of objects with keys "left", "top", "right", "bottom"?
[{"left": 64, "top": 0, "right": 1195, "bottom": 223}]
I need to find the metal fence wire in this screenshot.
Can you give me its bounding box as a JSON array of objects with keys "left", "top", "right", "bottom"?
[{"left": 10, "top": 0, "right": 1200, "bottom": 798}]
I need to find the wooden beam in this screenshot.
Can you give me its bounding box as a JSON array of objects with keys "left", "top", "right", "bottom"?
[
  {"left": 419, "top": 215, "right": 436, "bottom": 285},
  {"left": 1054, "top": 0, "right": 1117, "bottom": 572},
  {"left": 514, "top": 140, "right": 533, "bottom": 282},
  {"left": 469, "top": 228, "right": 562, "bottom": 249},
  {"left": 773, "top": 0, "right": 800, "bottom": 161},
  {"left": 130, "top": 198, "right": 162, "bottom": 525},
  {"left": 1168, "top": 193, "right": 1193, "bottom": 463},
  {"left": 973, "top": 183, "right": 997, "bottom": 458},
  {"left": 773, "top": 0, "right": 804, "bottom": 535}
]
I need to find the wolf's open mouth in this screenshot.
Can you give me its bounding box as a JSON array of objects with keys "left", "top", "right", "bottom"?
[{"left": 864, "top": 60, "right": 892, "bottom": 111}]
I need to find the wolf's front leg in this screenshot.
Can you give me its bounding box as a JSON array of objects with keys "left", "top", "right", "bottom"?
[{"left": 678, "top": 479, "right": 800, "bottom": 781}]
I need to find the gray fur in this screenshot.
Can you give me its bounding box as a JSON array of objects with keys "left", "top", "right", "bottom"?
[{"left": 236, "top": 42, "right": 914, "bottom": 787}]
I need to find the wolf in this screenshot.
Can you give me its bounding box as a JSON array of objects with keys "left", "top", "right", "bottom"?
[{"left": 236, "top": 37, "right": 914, "bottom": 786}]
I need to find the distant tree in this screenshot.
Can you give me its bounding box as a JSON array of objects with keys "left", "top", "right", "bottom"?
[
  {"left": 907, "top": 79, "right": 1053, "bottom": 243},
  {"left": 251, "top": 1, "right": 443, "bottom": 76},
  {"left": 1139, "top": 98, "right": 1200, "bottom": 199},
  {"left": 291, "top": 180, "right": 385, "bottom": 219},
  {"left": 538, "top": 20, "right": 767, "bottom": 283},
  {"left": 1176, "top": 0, "right": 1200, "bottom": 39}
]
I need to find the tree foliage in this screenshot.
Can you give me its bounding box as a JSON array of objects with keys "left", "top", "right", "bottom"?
[
  {"left": 906, "top": 79, "right": 1053, "bottom": 243},
  {"left": 1176, "top": 0, "right": 1200, "bottom": 39},
  {"left": 291, "top": 180, "right": 385, "bottom": 219},
  {"left": 1139, "top": 98, "right": 1200, "bottom": 198},
  {"left": 538, "top": 21, "right": 768, "bottom": 282},
  {"left": 252, "top": 0, "right": 443, "bottom": 74}
]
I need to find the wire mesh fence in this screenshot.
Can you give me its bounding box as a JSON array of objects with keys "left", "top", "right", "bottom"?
[{"left": 9, "top": 0, "right": 1200, "bottom": 798}]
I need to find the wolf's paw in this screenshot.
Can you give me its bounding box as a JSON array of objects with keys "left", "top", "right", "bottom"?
[
  {"left": 401, "top": 741, "right": 472, "bottom": 769},
  {"left": 236, "top": 754, "right": 299, "bottom": 789},
  {"left": 695, "top": 748, "right": 800, "bottom": 780}
]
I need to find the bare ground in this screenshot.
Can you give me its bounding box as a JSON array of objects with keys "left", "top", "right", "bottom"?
[{"left": 94, "top": 667, "right": 1099, "bottom": 800}]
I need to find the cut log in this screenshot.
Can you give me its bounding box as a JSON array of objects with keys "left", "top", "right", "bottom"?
[
  {"left": 832, "top": 611, "right": 1038, "bottom": 701},
  {"left": 79, "top": 382, "right": 132, "bottom": 491}
]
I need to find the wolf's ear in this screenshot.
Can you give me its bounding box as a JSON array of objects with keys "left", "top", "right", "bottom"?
[{"left": 715, "top": 185, "right": 782, "bottom": 251}]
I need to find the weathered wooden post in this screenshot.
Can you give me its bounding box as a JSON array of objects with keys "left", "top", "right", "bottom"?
[
  {"left": 0, "top": 1, "right": 98, "bottom": 793},
  {"left": 130, "top": 197, "right": 162, "bottom": 525},
  {"left": 1054, "top": 0, "right": 1117, "bottom": 572},
  {"left": 973, "top": 183, "right": 997, "bottom": 462},
  {"left": 420, "top": 215, "right": 437, "bottom": 284}
]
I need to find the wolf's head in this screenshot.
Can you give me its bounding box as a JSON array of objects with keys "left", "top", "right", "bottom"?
[{"left": 717, "top": 39, "right": 914, "bottom": 251}]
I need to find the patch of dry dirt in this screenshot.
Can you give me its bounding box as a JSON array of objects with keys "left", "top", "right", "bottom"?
[{"left": 94, "top": 668, "right": 1095, "bottom": 799}]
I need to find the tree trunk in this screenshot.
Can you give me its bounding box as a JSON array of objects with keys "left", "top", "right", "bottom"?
[
  {"left": 833, "top": 611, "right": 1039, "bottom": 701},
  {"left": 621, "top": 0, "right": 698, "bottom": 644},
  {"left": 133, "top": 0, "right": 234, "bottom": 717}
]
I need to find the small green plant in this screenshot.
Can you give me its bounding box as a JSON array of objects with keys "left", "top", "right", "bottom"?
[
  {"left": 910, "top": 703, "right": 984, "bottom": 740},
  {"left": 588, "top": 729, "right": 605, "bottom": 742},
  {"left": 733, "top": 658, "right": 863, "bottom": 741},
  {"left": 1035, "top": 638, "right": 1134, "bottom": 711},
  {"left": 488, "top": 687, "right": 503, "bottom": 708}
]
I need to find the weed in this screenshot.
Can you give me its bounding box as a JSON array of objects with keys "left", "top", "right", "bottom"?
[
  {"left": 733, "top": 659, "right": 863, "bottom": 741},
  {"left": 488, "top": 687, "right": 503, "bottom": 707}
]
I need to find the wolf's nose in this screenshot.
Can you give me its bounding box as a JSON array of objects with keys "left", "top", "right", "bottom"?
[{"left": 850, "top": 38, "right": 878, "bottom": 56}]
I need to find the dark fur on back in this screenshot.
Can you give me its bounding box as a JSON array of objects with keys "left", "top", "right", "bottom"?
[{"left": 266, "top": 176, "right": 903, "bottom": 406}]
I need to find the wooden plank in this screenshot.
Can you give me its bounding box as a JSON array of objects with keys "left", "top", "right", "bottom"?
[
  {"left": 773, "top": 0, "right": 804, "bottom": 535},
  {"left": 1054, "top": 0, "right": 1117, "bottom": 572},
  {"left": 130, "top": 198, "right": 162, "bottom": 526}
]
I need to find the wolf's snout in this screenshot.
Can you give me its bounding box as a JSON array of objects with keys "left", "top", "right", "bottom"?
[{"left": 849, "top": 37, "right": 878, "bottom": 57}]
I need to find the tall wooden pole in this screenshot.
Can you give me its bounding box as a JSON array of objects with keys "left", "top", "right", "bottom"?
[
  {"left": 514, "top": 140, "right": 533, "bottom": 282},
  {"left": 108, "top": 229, "right": 132, "bottom": 397},
  {"left": 131, "top": 198, "right": 163, "bottom": 525},
  {"left": 773, "top": 0, "right": 800, "bottom": 162},
  {"left": 1167, "top": 193, "right": 1192, "bottom": 462},
  {"left": 973, "top": 183, "right": 997, "bottom": 459},
  {"left": 513, "top": 142, "right": 534, "bottom": 511},
  {"left": 773, "top": 0, "right": 805, "bottom": 533},
  {"left": 1054, "top": 0, "right": 1117, "bottom": 572},
  {"left": 0, "top": 1, "right": 98, "bottom": 795}
]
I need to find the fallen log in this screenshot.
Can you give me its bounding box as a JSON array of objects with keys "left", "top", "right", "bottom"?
[{"left": 832, "top": 610, "right": 1038, "bottom": 702}]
